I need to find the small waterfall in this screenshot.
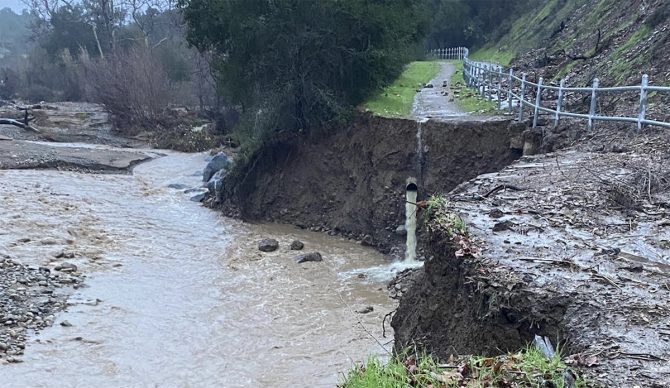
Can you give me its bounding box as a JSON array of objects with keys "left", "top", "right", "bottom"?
[
  {"left": 415, "top": 120, "right": 425, "bottom": 178},
  {"left": 405, "top": 181, "right": 418, "bottom": 262}
]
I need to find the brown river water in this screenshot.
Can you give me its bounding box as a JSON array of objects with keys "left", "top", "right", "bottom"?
[{"left": 0, "top": 150, "right": 408, "bottom": 387}]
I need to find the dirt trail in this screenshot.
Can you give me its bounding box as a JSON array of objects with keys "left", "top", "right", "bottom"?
[{"left": 411, "top": 62, "right": 463, "bottom": 121}]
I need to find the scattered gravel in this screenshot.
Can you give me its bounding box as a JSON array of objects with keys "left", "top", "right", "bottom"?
[{"left": 0, "top": 256, "right": 82, "bottom": 363}]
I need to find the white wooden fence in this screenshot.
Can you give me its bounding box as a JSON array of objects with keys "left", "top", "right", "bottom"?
[{"left": 429, "top": 47, "right": 670, "bottom": 131}]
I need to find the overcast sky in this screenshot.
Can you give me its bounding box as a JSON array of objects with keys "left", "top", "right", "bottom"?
[{"left": 2, "top": 0, "right": 28, "bottom": 13}]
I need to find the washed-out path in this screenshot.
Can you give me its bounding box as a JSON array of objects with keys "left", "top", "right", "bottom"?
[{"left": 411, "top": 62, "right": 463, "bottom": 120}]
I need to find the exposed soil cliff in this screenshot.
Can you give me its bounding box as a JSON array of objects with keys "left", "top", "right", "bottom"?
[
  {"left": 217, "top": 114, "right": 525, "bottom": 253},
  {"left": 393, "top": 125, "right": 670, "bottom": 387}
]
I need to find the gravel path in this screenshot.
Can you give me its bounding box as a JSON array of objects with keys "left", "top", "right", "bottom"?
[{"left": 411, "top": 62, "right": 463, "bottom": 120}]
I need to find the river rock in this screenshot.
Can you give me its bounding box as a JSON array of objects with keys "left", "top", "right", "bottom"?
[
  {"left": 258, "top": 239, "right": 279, "bottom": 252},
  {"left": 355, "top": 306, "right": 374, "bottom": 314},
  {"left": 190, "top": 192, "right": 206, "bottom": 202},
  {"left": 54, "top": 263, "right": 77, "bottom": 273},
  {"left": 296, "top": 252, "right": 322, "bottom": 263},
  {"left": 361, "top": 235, "right": 374, "bottom": 246},
  {"left": 394, "top": 225, "right": 407, "bottom": 236},
  {"left": 290, "top": 240, "right": 304, "bottom": 250},
  {"left": 167, "top": 183, "right": 190, "bottom": 190},
  {"left": 206, "top": 169, "right": 226, "bottom": 200},
  {"left": 202, "top": 152, "right": 230, "bottom": 182}
]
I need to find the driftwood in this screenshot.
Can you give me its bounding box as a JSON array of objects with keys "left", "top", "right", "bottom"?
[{"left": 0, "top": 118, "right": 39, "bottom": 132}]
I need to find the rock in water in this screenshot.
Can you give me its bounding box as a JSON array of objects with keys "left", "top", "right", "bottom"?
[
  {"left": 290, "top": 240, "right": 304, "bottom": 250},
  {"left": 355, "top": 306, "right": 374, "bottom": 314},
  {"left": 296, "top": 252, "right": 322, "bottom": 263},
  {"left": 202, "top": 152, "right": 230, "bottom": 182},
  {"left": 258, "top": 239, "right": 279, "bottom": 252},
  {"left": 167, "top": 183, "right": 190, "bottom": 190},
  {"left": 190, "top": 193, "right": 206, "bottom": 202},
  {"left": 206, "top": 169, "right": 226, "bottom": 201}
]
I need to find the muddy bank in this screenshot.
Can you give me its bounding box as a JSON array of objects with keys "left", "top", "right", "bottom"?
[
  {"left": 218, "top": 113, "right": 525, "bottom": 254},
  {"left": 392, "top": 127, "right": 670, "bottom": 387},
  {"left": 0, "top": 102, "right": 144, "bottom": 147},
  {"left": 0, "top": 102, "right": 158, "bottom": 172},
  {"left": 0, "top": 140, "right": 155, "bottom": 172}
]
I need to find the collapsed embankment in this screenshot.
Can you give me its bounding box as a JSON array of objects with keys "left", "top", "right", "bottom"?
[
  {"left": 217, "top": 113, "right": 525, "bottom": 254},
  {"left": 393, "top": 132, "right": 670, "bottom": 387}
]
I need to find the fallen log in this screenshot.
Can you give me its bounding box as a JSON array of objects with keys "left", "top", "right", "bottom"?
[{"left": 0, "top": 118, "right": 39, "bottom": 132}]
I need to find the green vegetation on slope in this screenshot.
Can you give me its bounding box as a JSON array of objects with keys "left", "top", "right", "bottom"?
[
  {"left": 449, "top": 61, "right": 500, "bottom": 114},
  {"left": 362, "top": 61, "right": 440, "bottom": 118},
  {"left": 469, "top": 47, "right": 516, "bottom": 66},
  {"left": 340, "top": 347, "right": 588, "bottom": 388}
]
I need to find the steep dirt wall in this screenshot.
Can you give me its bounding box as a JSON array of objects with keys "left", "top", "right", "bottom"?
[
  {"left": 220, "top": 114, "right": 524, "bottom": 254},
  {"left": 391, "top": 224, "right": 562, "bottom": 357}
]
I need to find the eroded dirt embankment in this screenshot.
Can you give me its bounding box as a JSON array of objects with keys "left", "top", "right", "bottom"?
[
  {"left": 217, "top": 113, "right": 525, "bottom": 254},
  {"left": 393, "top": 126, "right": 670, "bottom": 387}
]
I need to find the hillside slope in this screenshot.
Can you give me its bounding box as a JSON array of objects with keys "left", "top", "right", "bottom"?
[{"left": 478, "top": 0, "right": 669, "bottom": 122}]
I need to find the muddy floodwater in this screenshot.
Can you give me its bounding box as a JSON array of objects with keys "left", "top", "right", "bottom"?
[{"left": 0, "top": 150, "right": 397, "bottom": 387}]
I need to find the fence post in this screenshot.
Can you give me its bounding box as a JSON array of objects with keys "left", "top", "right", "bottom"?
[
  {"left": 488, "top": 67, "right": 494, "bottom": 101},
  {"left": 485, "top": 66, "right": 491, "bottom": 98},
  {"left": 555, "top": 79, "right": 565, "bottom": 128},
  {"left": 533, "top": 77, "right": 543, "bottom": 128},
  {"left": 507, "top": 69, "right": 514, "bottom": 114},
  {"left": 638, "top": 74, "right": 648, "bottom": 131},
  {"left": 497, "top": 69, "right": 502, "bottom": 110},
  {"left": 480, "top": 67, "right": 485, "bottom": 97},
  {"left": 518, "top": 73, "right": 527, "bottom": 121},
  {"left": 588, "top": 78, "right": 599, "bottom": 131}
]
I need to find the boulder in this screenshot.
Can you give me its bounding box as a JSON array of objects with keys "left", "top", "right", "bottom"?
[
  {"left": 290, "top": 240, "right": 304, "bottom": 250},
  {"left": 258, "top": 238, "right": 279, "bottom": 252},
  {"left": 206, "top": 169, "right": 226, "bottom": 201},
  {"left": 202, "top": 152, "right": 230, "bottom": 182},
  {"left": 296, "top": 252, "right": 322, "bottom": 263},
  {"left": 189, "top": 192, "right": 206, "bottom": 202}
]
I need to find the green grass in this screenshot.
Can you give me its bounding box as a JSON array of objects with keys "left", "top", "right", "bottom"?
[
  {"left": 340, "top": 346, "right": 590, "bottom": 388},
  {"left": 470, "top": 47, "right": 516, "bottom": 66},
  {"left": 449, "top": 61, "right": 500, "bottom": 115},
  {"left": 555, "top": 61, "right": 578, "bottom": 81},
  {"left": 362, "top": 61, "right": 441, "bottom": 118},
  {"left": 423, "top": 194, "right": 467, "bottom": 236}
]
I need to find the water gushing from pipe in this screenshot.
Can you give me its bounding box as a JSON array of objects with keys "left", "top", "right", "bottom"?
[{"left": 405, "top": 181, "right": 418, "bottom": 262}]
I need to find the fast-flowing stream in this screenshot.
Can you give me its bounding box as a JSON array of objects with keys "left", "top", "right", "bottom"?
[{"left": 0, "top": 150, "right": 395, "bottom": 387}]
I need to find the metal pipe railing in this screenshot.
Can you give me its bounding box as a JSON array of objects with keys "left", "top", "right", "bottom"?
[{"left": 429, "top": 47, "right": 670, "bottom": 131}]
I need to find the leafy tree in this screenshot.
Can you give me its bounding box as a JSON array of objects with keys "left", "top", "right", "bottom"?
[
  {"left": 426, "top": 0, "right": 535, "bottom": 49},
  {"left": 179, "top": 0, "right": 429, "bottom": 133}
]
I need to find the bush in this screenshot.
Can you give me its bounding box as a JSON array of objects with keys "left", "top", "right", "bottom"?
[
  {"left": 0, "top": 68, "right": 19, "bottom": 99},
  {"left": 646, "top": 2, "right": 670, "bottom": 27},
  {"left": 20, "top": 84, "right": 55, "bottom": 103},
  {"left": 79, "top": 47, "right": 174, "bottom": 131}
]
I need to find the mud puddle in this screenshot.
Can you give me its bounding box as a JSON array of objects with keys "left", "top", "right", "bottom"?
[{"left": 0, "top": 150, "right": 396, "bottom": 387}]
